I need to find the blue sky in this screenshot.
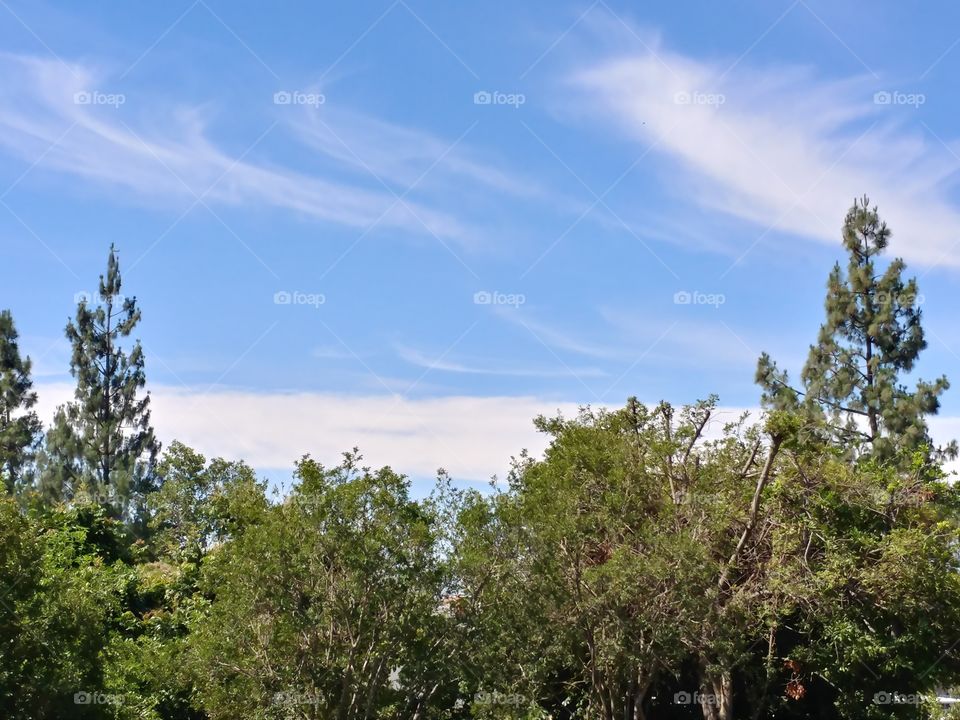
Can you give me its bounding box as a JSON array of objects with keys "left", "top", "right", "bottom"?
[{"left": 3, "top": 0, "right": 960, "bottom": 487}]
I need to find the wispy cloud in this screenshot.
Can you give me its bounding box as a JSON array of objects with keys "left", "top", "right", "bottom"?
[
  {"left": 312, "top": 345, "right": 366, "bottom": 360},
  {"left": 567, "top": 31, "right": 960, "bottom": 268},
  {"left": 397, "top": 344, "right": 606, "bottom": 378},
  {"left": 496, "top": 307, "right": 625, "bottom": 360},
  {"left": 599, "top": 308, "right": 764, "bottom": 369},
  {"left": 0, "top": 53, "right": 472, "bottom": 241},
  {"left": 498, "top": 305, "right": 777, "bottom": 371},
  {"left": 290, "top": 108, "right": 548, "bottom": 200}
]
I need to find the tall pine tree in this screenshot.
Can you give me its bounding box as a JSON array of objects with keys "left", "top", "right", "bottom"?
[
  {"left": 757, "top": 195, "right": 954, "bottom": 465},
  {"left": 0, "top": 310, "right": 41, "bottom": 495},
  {"left": 39, "top": 245, "right": 159, "bottom": 514}
]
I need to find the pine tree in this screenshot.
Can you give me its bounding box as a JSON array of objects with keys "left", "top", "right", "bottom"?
[
  {"left": 757, "top": 195, "right": 955, "bottom": 465},
  {"left": 0, "top": 310, "right": 41, "bottom": 494},
  {"left": 40, "top": 245, "right": 160, "bottom": 514},
  {"left": 36, "top": 406, "right": 81, "bottom": 503}
]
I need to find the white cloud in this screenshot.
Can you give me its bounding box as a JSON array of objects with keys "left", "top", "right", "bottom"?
[
  {"left": 396, "top": 344, "right": 607, "bottom": 378},
  {"left": 496, "top": 308, "right": 625, "bottom": 360},
  {"left": 568, "top": 36, "right": 960, "bottom": 268},
  {"left": 0, "top": 53, "right": 469, "bottom": 241},
  {"left": 930, "top": 417, "right": 960, "bottom": 477},
  {"left": 33, "top": 382, "right": 583, "bottom": 482},
  {"left": 31, "top": 382, "right": 959, "bottom": 481},
  {"left": 498, "top": 306, "right": 783, "bottom": 371},
  {"left": 290, "top": 109, "right": 548, "bottom": 200},
  {"left": 599, "top": 308, "right": 766, "bottom": 369},
  {"left": 311, "top": 345, "right": 364, "bottom": 360}
]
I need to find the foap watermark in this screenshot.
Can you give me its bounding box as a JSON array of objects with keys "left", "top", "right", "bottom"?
[
  {"left": 674, "top": 90, "right": 725, "bottom": 106},
  {"left": 68, "top": 491, "right": 131, "bottom": 513},
  {"left": 74, "top": 691, "right": 124, "bottom": 706},
  {"left": 673, "top": 290, "right": 725, "bottom": 308},
  {"left": 674, "top": 691, "right": 719, "bottom": 706},
  {"left": 273, "top": 690, "right": 321, "bottom": 706},
  {"left": 874, "top": 90, "right": 925, "bottom": 108},
  {"left": 74, "top": 90, "right": 126, "bottom": 108},
  {"left": 274, "top": 90, "right": 326, "bottom": 107},
  {"left": 874, "top": 290, "right": 924, "bottom": 307},
  {"left": 74, "top": 290, "right": 127, "bottom": 305},
  {"left": 872, "top": 691, "right": 926, "bottom": 706},
  {"left": 475, "top": 691, "right": 528, "bottom": 706},
  {"left": 870, "top": 487, "right": 935, "bottom": 507},
  {"left": 473, "top": 90, "right": 525, "bottom": 108},
  {"left": 474, "top": 290, "right": 525, "bottom": 308},
  {"left": 274, "top": 290, "right": 326, "bottom": 308}
]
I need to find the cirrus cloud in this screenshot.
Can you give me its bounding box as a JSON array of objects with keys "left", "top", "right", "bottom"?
[{"left": 567, "top": 34, "right": 960, "bottom": 268}]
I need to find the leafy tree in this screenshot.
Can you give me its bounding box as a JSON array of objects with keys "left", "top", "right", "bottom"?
[
  {"left": 454, "top": 398, "right": 960, "bottom": 720},
  {"left": 149, "top": 441, "right": 263, "bottom": 562},
  {"left": 40, "top": 245, "right": 159, "bottom": 518},
  {"left": 0, "top": 497, "right": 44, "bottom": 715},
  {"left": 0, "top": 498, "right": 130, "bottom": 719},
  {"left": 757, "top": 196, "right": 954, "bottom": 466},
  {"left": 0, "top": 310, "right": 41, "bottom": 495},
  {"left": 452, "top": 399, "right": 788, "bottom": 720},
  {"left": 188, "top": 452, "right": 456, "bottom": 720},
  {"left": 95, "top": 445, "right": 266, "bottom": 720},
  {"left": 759, "top": 450, "right": 960, "bottom": 720},
  {"left": 100, "top": 547, "right": 210, "bottom": 720}
]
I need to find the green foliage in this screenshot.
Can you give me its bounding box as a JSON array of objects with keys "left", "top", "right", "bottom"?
[
  {"left": 5, "top": 415, "right": 960, "bottom": 720},
  {"left": 39, "top": 244, "right": 159, "bottom": 520},
  {"left": 187, "top": 452, "right": 458, "bottom": 719},
  {"left": 37, "top": 405, "right": 83, "bottom": 504},
  {"left": 0, "top": 310, "right": 41, "bottom": 495},
  {"left": 757, "top": 196, "right": 955, "bottom": 467},
  {"left": 0, "top": 497, "right": 130, "bottom": 719},
  {"left": 453, "top": 399, "right": 774, "bottom": 718},
  {"left": 149, "top": 441, "right": 262, "bottom": 563},
  {"left": 453, "top": 397, "right": 960, "bottom": 720},
  {"left": 100, "top": 559, "right": 208, "bottom": 720}
]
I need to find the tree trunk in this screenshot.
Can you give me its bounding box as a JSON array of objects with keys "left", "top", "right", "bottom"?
[
  {"left": 627, "top": 668, "right": 653, "bottom": 720},
  {"left": 865, "top": 334, "right": 878, "bottom": 444},
  {"left": 699, "top": 663, "right": 732, "bottom": 720}
]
